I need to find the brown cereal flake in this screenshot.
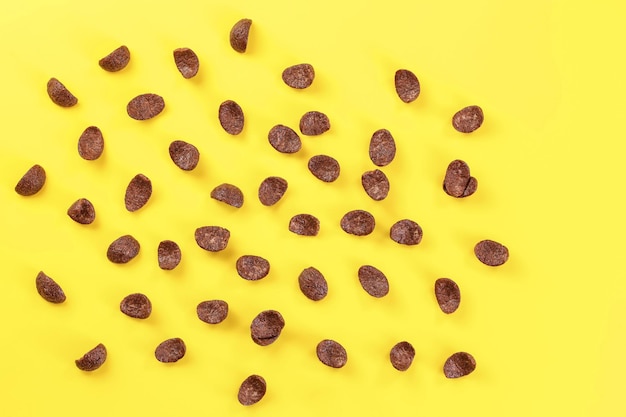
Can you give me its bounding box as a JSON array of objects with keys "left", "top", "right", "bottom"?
[
  {"left": 435, "top": 278, "right": 461, "bottom": 314},
  {"left": 197, "top": 300, "right": 229, "bottom": 324},
  {"left": 124, "top": 174, "right": 152, "bottom": 212},
  {"left": 308, "top": 155, "right": 340, "bottom": 182},
  {"left": 75, "top": 343, "right": 107, "bottom": 371},
  {"left": 99, "top": 45, "right": 130, "bottom": 72},
  {"left": 67, "top": 198, "right": 96, "bottom": 225},
  {"left": 120, "top": 293, "right": 152, "bottom": 319},
  {"left": 474, "top": 239, "right": 509, "bottom": 266},
  {"left": 390, "top": 219, "right": 422, "bottom": 245},
  {"left": 443, "top": 160, "right": 477, "bottom": 198},
  {"left": 250, "top": 310, "right": 285, "bottom": 346},
  {"left": 369, "top": 129, "right": 396, "bottom": 167},
  {"left": 194, "top": 226, "right": 230, "bottom": 252},
  {"left": 35, "top": 271, "right": 66, "bottom": 304},
  {"left": 230, "top": 19, "right": 252, "bottom": 53},
  {"left": 258, "top": 176, "right": 288, "bottom": 206},
  {"left": 452, "top": 105, "right": 484, "bottom": 133},
  {"left": 289, "top": 214, "right": 320, "bottom": 236},
  {"left": 357, "top": 265, "right": 389, "bottom": 298},
  {"left": 268, "top": 125, "right": 301, "bottom": 154},
  {"left": 127, "top": 93, "right": 165, "bottom": 120},
  {"left": 47, "top": 78, "right": 78, "bottom": 107},
  {"left": 238, "top": 375, "right": 266, "bottom": 406},
  {"left": 15, "top": 164, "right": 46, "bottom": 196},
  {"left": 298, "top": 267, "right": 328, "bottom": 301},
  {"left": 211, "top": 183, "right": 244, "bottom": 208},
  {"left": 340, "top": 210, "right": 375, "bottom": 236},
  {"left": 390, "top": 341, "right": 415, "bottom": 371},
  {"left": 168, "top": 140, "right": 200, "bottom": 171},
  {"left": 394, "top": 69, "right": 420, "bottom": 103},
  {"left": 282, "top": 63, "right": 315, "bottom": 89},
  {"left": 361, "top": 169, "right": 390, "bottom": 201},
  {"left": 218, "top": 100, "right": 244, "bottom": 135},
  {"left": 236, "top": 255, "right": 270, "bottom": 281},
  {"left": 173, "top": 47, "right": 199, "bottom": 78},
  {"left": 316, "top": 339, "right": 347, "bottom": 368},
  {"left": 299, "top": 111, "right": 330, "bottom": 136},
  {"left": 158, "top": 240, "right": 181, "bottom": 270},
  {"left": 155, "top": 338, "right": 186, "bottom": 363},
  {"left": 443, "top": 352, "right": 476, "bottom": 378},
  {"left": 106, "top": 235, "right": 140, "bottom": 264},
  {"left": 78, "top": 126, "right": 104, "bottom": 160}
]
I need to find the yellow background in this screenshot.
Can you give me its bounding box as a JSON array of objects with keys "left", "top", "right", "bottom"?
[{"left": 1, "top": 0, "right": 624, "bottom": 416}]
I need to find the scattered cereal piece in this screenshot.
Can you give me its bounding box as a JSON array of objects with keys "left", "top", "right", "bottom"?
[
  {"left": 452, "top": 105, "right": 484, "bottom": 133},
  {"left": 308, "top": 155, "right": 340, "bottom": 182},
  {"left": 443, "top": 160, "right": 477, "bottom": 198},
  {"left": 238, "top": 375, "right": 266, "bottom": 406},
  {"left": 357, "top": 265, "right": 389, "bottom": 298},
  {"left": 299, "top": 111, "right": 330, "bottom": 136},
  {"left": 435, "top": 278, "right": 461, "bottom": 314},
  {"left": 361, "top": 169, "right": 390, "bottom": 201},
  {"left": 236, "top": 255, "right": 270, "bottom": 281},
  {"left": 158, "top": 240, "right": 181, "bottom": 270},
  {"left": 78, "top": 126, "right": 104, "bottom": 160},
  {"left": 443, "top": 352, "right": 476, "bottom": 378},
  {"left": 169, "top": 140, "right": 200, "bottom": 171},
  {"left": 15, "top": 164, "right": 46, "bottom": 196},
  {"left": 120, "top": 293, "right": 152, "bottom": 319},
  {"left": 289, "top": 214, "right": 320, "bottom": 236},
  {"left": 389, "top": 341, "right": 415, "bottom": 371},
  {"left": 258, "top": 176, "right": 288, "bottom": 206},
  {"left": 75, "top": 343, "right": 107, "bottom": 371},
  {"left": 316, "top": 339, "right": 347, "bottom": 368},
  {"left": 106, "top": 235, "right": 140, "bottom": 264},
  {"left": 298, "top": 267, "right": 328, "bottom": 301},
  {"left": 67, "top": 198, "right": 96, "bottom": 225},
  {"left": 211, "top": 183, "right": 244, "bottom": 208},
  {"left": 155, "top": 338, "right": 186, "bottom": 363},
  {"left": 474, "top": 239, "right": 509, "bottom": 266},
  {"left": 369, "top": 129, "right": 396, "bottom": 167},
  {"left": 230, "top": 19, "right": 252, "bottom": 53},
  {"left": 173, "top": 47, "right": 199, "bottom": 78},
  {"left": 268, "top": 125, "right": 301, "bottom": 154},
  {"left": 99, "top": 46, "right": 130, "bottom": 72},
  {"left": 124, "top": 174, "right": 152, "bottom": 212},
  {"left": 218, "top": 100, "right": 244, "bottom": 135},
  {"left": 194, "top": 226, "right": 230, "bottom": 252},
  {"left": 35, "top": 271, "right": 66, "bottom": 304},
  {"left": 197, "top": 300, "right": 229, "bottom": 324},
  {"left": 127, "top": 93, "right": 165, "bottom": 120},
  {"left": 394, "top": 69, "right": 420, "bottom": 103},
  {"left": 340, "top": 210, "right": 375, "bottom": 236},
  {"left": 250, "top": 310, "right": 285, "bottom": 346},
  {"left": 282, "top": 63, "right": 315, "bottom": 89},
  {"left": 390, "top": 219, "right": 422, "bottom": 245},
  {"left": 47, "top": 78, "right": 78, "bottom": 107}
]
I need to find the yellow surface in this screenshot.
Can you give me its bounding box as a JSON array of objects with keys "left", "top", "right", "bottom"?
[{"left": 1, "top": 1, "right": 625, "bottom": 416}]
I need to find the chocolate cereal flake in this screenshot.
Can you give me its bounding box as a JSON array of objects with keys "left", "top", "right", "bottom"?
[
  {"left": 125, "top": 174, "right": 152, "bottom": 212},
  {"left": 236, "top": 255, "right": 270, "bottom": 281},
  {"left": 47, "top": 78, "right": 77, "bottom": 107},
  {"left": 474, "top": 239, "right": 509, "bottom": 266},
  {"left": 218, "top": 100, "right": 244, "bottom": 135},
  {"left": 340, "top": 210, "right": 375, "bottom": 236},
  {"left": 443, "top": 160, "right": 477, "bottom": 198},
  {"left": 268, "top": 125, "right": 301, "bottom": 154},
  {"left": 230, "top": 18, "right": 252, "bottom": 53},
  {"left": 358, "top": 265, "right": 389, "bottom": 298},
  {"left": 238, "top": 375, "right": 266, "bottom": 406},
  {"left": 394, "top": 69, "right": 420, "bottom": 103},
  {"left": 155, "top": 338, "right": 186, "bottom": 363},
  {"left": 443, "top": 352, "right": 476, "bottom": 378},
  {"left": 158, "top": 240, "right": 181, "bottom": 270},
  {"left": 250, "top": 310, "right": 285, "bottom": 346},
  {"left": 197, "top": 300, "right": 229, "bottom": 324},
  {"left": 390, "top": 219, "right": 422, "bottom": 245},
  {"left": 298, "top": 267, "right": 328, "bottom": 301},
  {"left": 120, "top": 293, "right": 152, "bottom": 319},
  {"left": 390, "top": 341, "right": 415, "bottom": 371},
  {"left": 361, "top": 169, "right": 390, "bottom": 201},
  {"left": 289, "top": 214, "right": 320, "bottom": 236},
  {"left": 194, "top": 226, "right": 230, "bottom": 252},
  {"left": 99, "top": 45, "right": 130, "bottom": 72},
  {"left": 282, "top": 63, "right": 315, "bottom": 89},
  {"left": 211, "top": 183, "right": 244, "bottom": 208},
  {"left": 67, "top": 198, "right": 96, "bottom": 225},
  {"left": 173, "top": 47, "right": 199, "bottom": 79},
  {"left": 15, "top": 164, "right": 46, "bottom": 196},
  {"left": 168, "top": 140, "right": 200, "bottom": 171},
  {"left": 258, "top": 176, "right": 288, "bottom": 206},
  {"left": 75, "top": 344, "right": 107, "bottom": 371},
  {"left": 126, "top": 93, "right": 165, "bottom": 120},
  {"left": 106, "top": 235, "right": 140, "bottom": 264},
  {"left": 369, "top": 129, "right": 396, "bottom": 167},
  {"left": 452, "top": 105, "right": 484, "bottom": 133},
  {"left": 308, "top": 155, "right": 340, "bottom": 182},
  {"left": 316, "top": 339, "right": 347, "bottom": 368},
  {"left": 435, "top": 278, "right": 461, "bottom": 314},
  {"left": 299, "top": 111, "right": 330, "bottom": 136},
  {"left": 35, "top": 271, "right": 66, "bottom": 303},
  {"left": 78, "top": 126, "right": 104, "bottom": 160}
]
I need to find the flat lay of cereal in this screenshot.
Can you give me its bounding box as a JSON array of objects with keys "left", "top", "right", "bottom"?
[{"left": 2, "top": 1, "right": 625, "bottom": 416}]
